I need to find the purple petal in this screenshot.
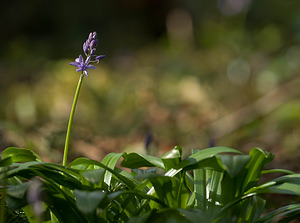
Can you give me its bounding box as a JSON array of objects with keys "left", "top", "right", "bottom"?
[
  {"left": 86, "top": 65, "right": 96, "bottom": 69},
  {"left": 78, "top": 55, "right": 84, "bottom": 62},
  {"left": 85, "top": 55, "right": 91, "bottom": 64},
  {"left": 70, "top": 62, "right": 80, "bottom": 67},
  {"left": 95, "top": 55, "right": 105, "bottom": 60}
]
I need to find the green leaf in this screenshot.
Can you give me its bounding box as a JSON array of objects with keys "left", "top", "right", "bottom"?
[
  {"left": 0, "top": 157, "right": 12, "bottom": 167},
  {"left": 73, "top": 190, "right": 106, "bottom": 214},
  {"left": 261, "top": 169, "right": 295, "bottom": 175},
  {"left": 101, "top": 152, "right": 123, "bottom": 185},
  {"left": 147, "top": 175, "right": 189, "bottom": 208},
  {"left": 265, "top": 183, "right": 300, "bottom": 195},
  {"left": 70, "top": 158, "right": 137, "bottom": 189},
  {"left": 248, "top": 175, "right": 300, "bottom": 196},
  {"left": 128, "top": 211, "right": 152, "bottom": 223},
  {"left": 6, "top": 182, "right": 30, "bottom": 199},
  {"left": 273, "top": 174, "right": 300, "bottom": 184},
  {"left": 1, "top": 147, "right": 42, "bottom": 162},
  {"left": 216, "top": 154, "right": 250, "bottom": 178},
  {"left": 121, "top": 152, "right": 164, "bottom": 169},
  {"left": 238, "top": 196, "right": 265, "bottom": 223},
  {"left": 3, "top": 161, "right": 84, "bottom": 190},
  {"left": 180, "top": 147, "right": 242, "bottom": 170},
  {"left": 241, "top": 147, "right": 274, "bottom": 192},
  {"left": 81, "top": 169, "right": 106, "bottom": 185},
  {"left": 161, "top": 146, "right": 182, "bottom": 171},
  {"left": 256, "top": 203, "right": 300, "bottom": 223},
  {"left": 178, "top": 209, "right": 210, "bottom": 223}
]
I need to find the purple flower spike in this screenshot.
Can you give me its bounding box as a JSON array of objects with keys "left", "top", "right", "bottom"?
[{"left": 70, "top": 31, "right": 105, "bottom": 76}]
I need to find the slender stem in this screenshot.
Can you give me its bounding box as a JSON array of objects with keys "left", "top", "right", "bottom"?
[{"left": 62, "top": 73, "right": 85, "bottom": 166}]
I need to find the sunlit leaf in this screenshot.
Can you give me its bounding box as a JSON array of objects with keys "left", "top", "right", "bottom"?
[
  {"left": 261, "top": 169, "right": 295, "bottom": 175},
  {"left": 101, "top": 152, "right": 123, "bottom": 185},
  {"left": 161, "top": 146, "right": 182, "bottom": 171},
  {"left": 241, "top": 147, "right": 274, "bottom": 192},
  {"left": 180, "top": 147, "right": 242, "bottom": 170},
  {"left": 248, "top": 174, "right": 300, "bottom": 196},
  {"left": 1, "top": 147, "right": 42, "bottom": 162},
  {"left": 121, "top": 153, "right": 164, "bottom": 169}
]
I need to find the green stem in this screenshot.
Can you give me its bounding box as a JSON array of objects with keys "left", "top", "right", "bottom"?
[{"left": 62, "top": 73, "right": 85, "bottom": 166}]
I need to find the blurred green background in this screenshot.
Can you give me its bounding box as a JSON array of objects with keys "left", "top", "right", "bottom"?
[{"left": 1, "top": 0, "right": 300, "bottom": 171}]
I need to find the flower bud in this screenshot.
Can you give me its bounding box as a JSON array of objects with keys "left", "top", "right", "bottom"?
[
  {"left": 90, "top": 49, "right": 96, "bottom": 56},
  {"left": 92, "top": 32, "right": 97, "bottom": 39},
  {"left": 83, "top": 42, "right": 89, "bottom": 55},
  {"left": 88, "top": 32, "right": 93, "bottom": 40}
]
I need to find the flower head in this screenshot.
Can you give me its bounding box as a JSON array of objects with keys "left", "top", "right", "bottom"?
[{"left": 70, "top": 32, "right": 105, "bottom": 76}]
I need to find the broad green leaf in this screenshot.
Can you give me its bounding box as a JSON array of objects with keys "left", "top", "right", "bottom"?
[
  {"left": 81, "top": 168, "right": 105, "bottom": 185},
  {"left": 216, "top": 154, "right": 250, "bottom": 178},
  {"left": 241, "top": 147, "right": 274, "bottom": 192},
  {"left": 1, "top": 147, "right": 42, "bottom": 162},
  {"left": 38, "top": 179, "right": 88, "bottom": 223},
  {"left": 101, "top": 152, "right": 123, "bottom": 185},
  {"left": 47, "top": 195, "right": 88, "bottom": 223},
  {"left": 132, "top": 168, "right": 157, "bottom": 180},
  {"left": 194, "top": 168, "right": 206, "bottom": 209},
  {"left": 180, "top": 147, "right": 242, "bottom": 170},
  {"left": 238, "top": 196, "right": 265, "bottom": 223},
  {"left": 192, "top": 149, "right": 225, "bottom": 211},
  {"left": 121, "top": 152, "right": 164, "bottom": 169},
  {"left": 146, "top": 168, "right": 184, "bottom": 203},
  {"left": 70, "top": 158, "right": 137, "bottom": 189},
  {"left": 161, "top": 146, "right": 182, "bottom": 171},
  {"left": 3, "top": 161, "right": 84, "bottom": 190},
  {"left": 147, "top": 175, "right": 189, "bottom": 208},
  {"left": 206, "top": 169, "right": 223, "bottom": 216},
  {"left": 73, "top": 190, "right": 106, "bottom": 214}
]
